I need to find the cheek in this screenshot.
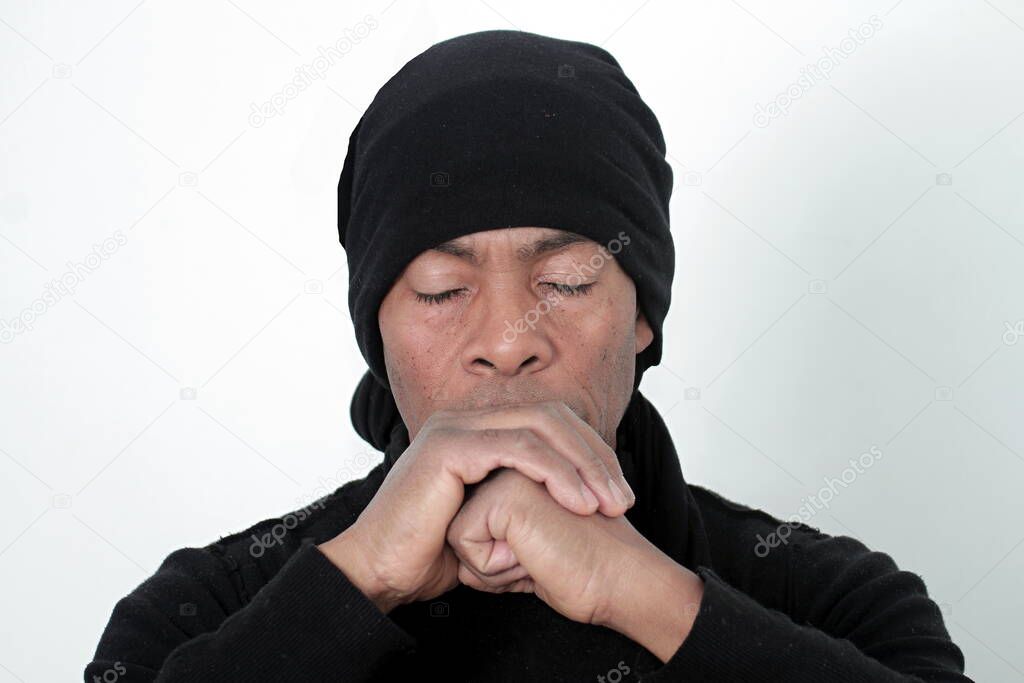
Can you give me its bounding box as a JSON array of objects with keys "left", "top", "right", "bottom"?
[
  {"left": 564, "top": 292, "right": 637, "bottom": 375},
  {"left": 419, "top": 306, "right": 468, "bottom": 359},
  {"left": 384, "top": 305, "right": 465, "bottom": 391},
  {"left": 559, "top": 290, "right": 631, "bottom": 343}
]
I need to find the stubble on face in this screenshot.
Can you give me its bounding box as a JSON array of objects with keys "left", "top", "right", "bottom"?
[{"left": 378, "top": 227, "right": 651, "bottom": 451}]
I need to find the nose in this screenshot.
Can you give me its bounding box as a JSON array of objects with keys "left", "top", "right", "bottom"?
[{"left": 460, "top": 284, "right": 555, "bottom": 378}]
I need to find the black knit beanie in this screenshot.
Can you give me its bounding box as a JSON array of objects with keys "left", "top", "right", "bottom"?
[{"left": 337, "top": 29, "right": 675, "bottom": 441}]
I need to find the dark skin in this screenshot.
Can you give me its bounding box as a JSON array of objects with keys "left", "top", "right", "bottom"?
[
  {"left": 320, "top": 227, "right": 703, "bottom": 663},
  {"left": 379, "top": 226, "right": 646, "bottom": 450}
]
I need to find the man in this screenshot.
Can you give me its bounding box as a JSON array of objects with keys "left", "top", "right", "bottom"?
[{"left": 85, "top": 29, "right": 971, "bottom": 681}]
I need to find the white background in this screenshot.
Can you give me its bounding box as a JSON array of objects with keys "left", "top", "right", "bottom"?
[{"left": 2, "top": 1, "right": 1022, "bottom": 680}]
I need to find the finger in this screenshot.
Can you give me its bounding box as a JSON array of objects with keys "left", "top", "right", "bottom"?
[
  {"left": 461, "top": 557, "right": 529, "bottom": 585},
  {"left": 548, "top": 401, "right": 636, "bottom": 511},
  {"left": 445, "top": 402, "right": 631, "bottom": 515},
  {"left": 452, "top": 402, "right": 625, "bottom": 514},
  {"left": 458, "top": 561, "right": 531, "bottom": 592},
  {"left": 443, "top": 427, "right": 598, "bottom": 515},
  {"left": 451, "top": 537, "right": 520, "bottom": 577},
  {"left": 447, "top": 508, "right": 520, "bottom": 575},
  {"left": 509, "top": 577, "right": 534, "bottom": 593},
  {"left": 485, "top": 539, "right": 518, "bottom": 574}
]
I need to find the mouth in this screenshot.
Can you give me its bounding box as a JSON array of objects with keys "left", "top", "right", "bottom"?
[
  {"left": 450, "top": 382, "right": 589, "bottom": 424},
  {"left": 477, "top": 395, "right": 588, "bottom": 425}
]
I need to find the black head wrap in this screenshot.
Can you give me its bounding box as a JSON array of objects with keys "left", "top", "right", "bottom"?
[
  {"left": 338, "top": 28, "right": 674, "bottom": 395},
  {"left": 337, "top": 30, "right": 710, "bottom": 573}
]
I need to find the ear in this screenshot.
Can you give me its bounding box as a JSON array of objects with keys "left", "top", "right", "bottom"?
[{"left": 635, "top": 308, "right": 653, "bottom": 354}]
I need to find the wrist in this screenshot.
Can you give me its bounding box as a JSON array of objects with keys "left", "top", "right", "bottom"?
[
  {"left": 318, "top": 527, "right": 403, "bottom": 615},
  {"left": 603, "top": 550, "right": 704, "bottom": 663}
]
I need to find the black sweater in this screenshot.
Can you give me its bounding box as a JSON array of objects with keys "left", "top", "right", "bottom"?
[{"left": 85, "top": 391, "right": 971, "bottom": 682}]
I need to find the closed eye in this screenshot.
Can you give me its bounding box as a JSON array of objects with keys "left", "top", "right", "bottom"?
[
  {"left": 413, "top": 282, "right": 595, "bottom": 305},
  {"left": 414, "top": 288, "right": 466, "bottom": 305},
  {"left": 543, "top": 282, "right": 595, "bottom": 297}
]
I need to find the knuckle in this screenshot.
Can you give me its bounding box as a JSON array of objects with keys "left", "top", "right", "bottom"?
[
  {"left": 442, "top": 424, "right": 471, "bottom": 446},
  {"left": 505, "top": 427, "right": 538, "bottom": 451},
  {"left": 445, "top": 524, "right": 463, "bottom": 548},
  {"left": 590, "top": 447, "right": 613, "bottom": 471},
  {"left": 582, "top": 457, "right": 607, "bottom": 479},
  {"left": 542, "top": 399, "right": 565, "bottom": 415},
  {"left": 516, "top": 427, "right": 540, "bottom": 446},
  {"left": 480, "top": 427, "right": 503, "bottom": 441},
  {"left": 535, "top": 401, "right": 562, "bottom": 423}
]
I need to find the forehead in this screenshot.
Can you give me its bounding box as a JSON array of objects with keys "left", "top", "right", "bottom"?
[{"left": 425, "top": 227, "right": 597, "bottom": 266}]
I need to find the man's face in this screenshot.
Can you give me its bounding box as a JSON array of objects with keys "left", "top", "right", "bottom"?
[{"left": 378, "top": 227, "right": 653, "bottom": 450}]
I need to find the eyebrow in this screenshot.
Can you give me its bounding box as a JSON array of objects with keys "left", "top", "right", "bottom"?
[{"left": 430, "top": 232, "right": 591, "bottom": 265}]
